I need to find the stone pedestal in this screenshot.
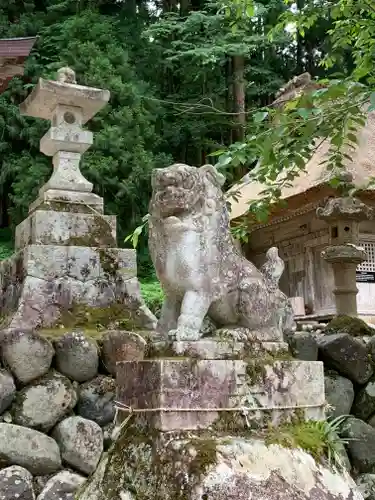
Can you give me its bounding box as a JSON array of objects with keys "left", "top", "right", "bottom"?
[
  {"left": 0, "top": 69, "right": 156, "bottom": 331},
  {"left": 116, "top": 337, "right": 325, "bottom": 432},
  {"left": 317, "top": 196, "right": 373, "bottom": 316}
]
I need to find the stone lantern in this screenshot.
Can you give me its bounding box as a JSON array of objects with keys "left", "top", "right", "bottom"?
[
  {"left": 0, "top": 68, "right": 156, "bottom": 331},
  {"left": 19, "top": 66, "right": 108, "bottom": 213},
  {"left": 316, "top": 196, "right": 372, "bottom": 316}
]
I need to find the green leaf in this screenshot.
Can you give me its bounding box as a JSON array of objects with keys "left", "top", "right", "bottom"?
[
  {"left": 246, "top": 3, "right": 254, "bottom": 18},
  {"left": 297, "top": 108, "right": 311, "bottom": 119},
  {"left": 253, "top": 111, "right": 268, "bottom": 123}
]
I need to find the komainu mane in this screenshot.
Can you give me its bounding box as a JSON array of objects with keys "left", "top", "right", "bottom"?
[{"left": 149, "top": 163, "right": 293, "bottom": 341}]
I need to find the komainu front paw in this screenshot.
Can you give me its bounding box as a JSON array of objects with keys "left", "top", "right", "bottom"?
[{"left": 168, "top": 328, "right": 201, "bottom": 342}]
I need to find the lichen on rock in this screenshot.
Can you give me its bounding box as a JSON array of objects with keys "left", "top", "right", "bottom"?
[{"left": 75, "top": 417, "right": 363, "bottom": 500}]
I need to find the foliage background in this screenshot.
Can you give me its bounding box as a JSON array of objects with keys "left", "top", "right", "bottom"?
[{"left": 0, "top": 0, "right": 368, "bottom": 284}]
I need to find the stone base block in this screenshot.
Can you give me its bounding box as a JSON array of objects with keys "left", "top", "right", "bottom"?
[
  {"left": 0, "top": 244, "right": 156, "bottom": 331},
  {"left": 29, "top": 189, "right": 104, "bottom": 214},
  {"left": 150, "top": 339, "right": 289, "bottom": 360},
  {"left": 16, "top": 210, "right": 117, "bottom": 249},
  {"left": 116, "top": 357, "right": 325, "bottom": 431}
]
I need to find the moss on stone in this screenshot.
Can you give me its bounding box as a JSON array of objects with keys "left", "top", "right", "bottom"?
[
  {"left": 325, "top": 315, "right": 375, "bottom": 337},
  {"left": 98, "top": 249, "right": 119, "bottom": 277},
  {"left": 37, "top": 201, "right": 92, "bottom": 213},
  {"left": 37, "top": 326, "right": 104, "bottom": 341},
  {"left": 85, "top": 417, "right": 219, "bottom": 500},
  {"left": 212, "top": 411, "right": 253, "bottom": 435},
  {"left": 244, "top": 345, "right": 294, "bottom": 385},
  {"left": 55, "top": 303, "right": 140, "bottom": 331}
]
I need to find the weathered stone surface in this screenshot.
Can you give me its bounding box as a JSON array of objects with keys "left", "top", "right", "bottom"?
[
  {"left": 102, "top": 422, "right": 115, "bottom": 451},
  {"left": 288, "top": 331, "right": 318, "bottom": 361},
  {"left": 117, "top": 358, "right": 325, "bottom": 431},
  {"left": 148, "top": 163, "right": 293, "bottom": 342},
  {"left": 367, "top": 337, "right": 375, "bottom": 365},
  {"left": 22, "top": 245, "right": 136, "bottom": 282},
  {"left": 11, "top": 371, "right": 77, "bottom": 432},
  {"left": 76, "top": 425, "right": 362, "bottom": 500},
  {"left": 317, "top": 333, "right": 373, "bottom": 384},
  {"left": 165, "top": 338, "right": 289, "bottom": 359},
  {"left": 20, "top": 71, "right": 110, "bottom": 124},
  {"left": 1, "top": 331, "right": 54, "bottom": 384},
  {"left": 33, "top": 475, "right": 54, "bottom": 497},
  {"left": 101, "top": 330, "right": 146, "bottom": 375},
  {"left": 37, "top": 471, "right": 86, "bottom": 500},
  {"left": 0, "top": 369, "right": 16, "bottom": 414},
  {"left": 0, "top": 465, "right": 35, "bottom": 500},
  {"left": 2, "top": 272, "right": 156, "bottom": 332},
  {"left": 52, "top": 416, "right": 103, "bottom": 475},
  {"left": 0, "top": 423, "right": 62, "bottom": 475},
  {"left": 15, "top": 211, "right": 117, "bottom": 249},
  {"left": 353, "top": 379, "right": 375, "bottom": 421},
  {"left": 341, "top": 417, "right": 375, "bottom": 473},
  {"left": 55, "top": 331, "right": 99, "bottom": 382},
  {"left": 356, "top": 474, "right": 375, "bottom": 500},
  {"left": 77, "top": 375, "right": 115, "bottom": 426},
  {"left": 324, "top": 372, "right": 354, "bottom": 418}
]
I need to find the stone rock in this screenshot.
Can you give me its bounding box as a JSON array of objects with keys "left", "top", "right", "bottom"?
[
  {"left": 367, "top": 337, "right": 375, "bottom": 365},
  {"left": 0, "top": 423, "right": 61, "bottom": 475},
  {"left": 102, "top": 422, "right": 115, "bottom": 451},
  {"left": 101, "top": 330, "right": 146, "bottom": 376},
  {"left": 76, "top": 425, "right": 362, "bottom": 500},
  {"left": 148, "top": 163, "right": 292, "bottom": 342},
  {"left": 54, "top": 331, "right": 99, "bottom": 382},
  {"left": 0, "top": 411, "right": 12, "bottom": 423},
  {"left": 353, "top": 379, "right": 375, "bottom": 421},
  {"left": 325, "top": 315, "right": 375, "bottom": 337},
  {"left": 317, "top": 333, "right": 373, "bottom": 384},
  {"left": 201, "top": 316, "right": 217, "bottom": 337},
  {"left": 288, "top": 331, "right": 318, "bottom": 361},
  {"left": 341, "top": 417, "right": 375, "bottom": 473},
  {"left": 324, "top": 372, "right": 354, "bottom": 418},
  {"left": 52, "top": 416, "right": 103, "bottom": 475},
  {"left": 356, "top": 474, "right": 375, "bottom": 500},
  {"left": 367, "top": 414, "right": 375, "bottom": 428},
  {"left": 1, "top": 331, "right": 54, "bottom": 384},
  {"left": 33, "top": 476, "right": 54, "bottom": 497},
  {"left": 77, "top": 375, "right": 115, "bottom": 426},
  {"left": 11, "top": 371, "right": 77, "bottom": 432},
  {"left": 37, "top": 471, "right": 86, "bottom": 500},
  {"left": 0, "top": 369, "right": 16, "bottom": 414},
  {"left": 0, "top": 465, "right": 35, "bottom": 500}
]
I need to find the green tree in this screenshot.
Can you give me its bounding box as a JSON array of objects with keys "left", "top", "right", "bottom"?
[{"left": 218, "top": 0, "right": 375, "bottom": 223}]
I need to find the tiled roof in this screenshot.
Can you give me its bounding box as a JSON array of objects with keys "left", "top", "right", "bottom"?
[
  {"left": 0, "top": 37, "right": 37, "bottom": 57},
  {"left": 0, "top": 37, "right": 37, "bottom": 92}
]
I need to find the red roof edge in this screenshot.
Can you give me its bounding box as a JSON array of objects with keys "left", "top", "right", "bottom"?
[{"left": 0, "top": 36, "right": 37, "bottom": 58}]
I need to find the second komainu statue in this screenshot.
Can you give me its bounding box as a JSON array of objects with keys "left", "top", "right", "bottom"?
[{"left": 148, "top": 163, "right": 294, "bottom": 341}]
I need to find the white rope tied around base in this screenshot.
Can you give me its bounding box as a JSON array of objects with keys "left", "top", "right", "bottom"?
[{"left": 114, "top": 400, "right": 324, "bottom": 414}]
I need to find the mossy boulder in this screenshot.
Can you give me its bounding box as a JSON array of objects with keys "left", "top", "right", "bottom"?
[
  {"left": 325, "top": 315, "right": 375, "bottom": 337},
  {"left": 75, "top": 419, "right": 363, "bottom": 500}
]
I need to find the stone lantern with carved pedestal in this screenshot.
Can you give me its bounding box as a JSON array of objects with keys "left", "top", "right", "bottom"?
[
  {"left": 0, "top": 68, "right": 156, "bottom": 331},
  {"left": 316, "top": 196, "right": 372, "bottom": 317}
]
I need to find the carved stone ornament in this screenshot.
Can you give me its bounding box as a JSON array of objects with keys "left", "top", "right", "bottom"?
[
  {"left": 316, "top": 196, "right": 373, "bottom": 224},
  {"left": 148, "top": 163, "right": 293, "bottom": 342}
]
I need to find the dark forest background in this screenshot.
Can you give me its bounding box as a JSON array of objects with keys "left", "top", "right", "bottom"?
[{"left": 0, "top": 0, "right": 355, "bottom": 279}]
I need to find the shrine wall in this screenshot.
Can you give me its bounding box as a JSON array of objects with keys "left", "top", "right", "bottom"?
[{"left": 245, "top": 209, "right": 375, "bottom": 321}]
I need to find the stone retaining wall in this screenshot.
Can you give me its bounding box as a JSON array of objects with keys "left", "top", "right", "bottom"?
[
  {"left": 0, "top": 328, "right": 146, "bottom": 500},
  {"left": 289, "top": 318, "right": 375, "bottom": 500},
  {"left": 2, "top": 321, "right": 375, "bottom": 499}
]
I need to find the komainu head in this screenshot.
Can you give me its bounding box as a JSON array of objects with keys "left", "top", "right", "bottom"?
[{"left": 150, "top": 163, "right": 225, "bottom": 218}]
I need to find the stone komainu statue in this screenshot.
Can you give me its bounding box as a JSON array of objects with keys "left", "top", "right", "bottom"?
[{"left": 149, "top": 163, "right": 293, "bottom": 341}]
